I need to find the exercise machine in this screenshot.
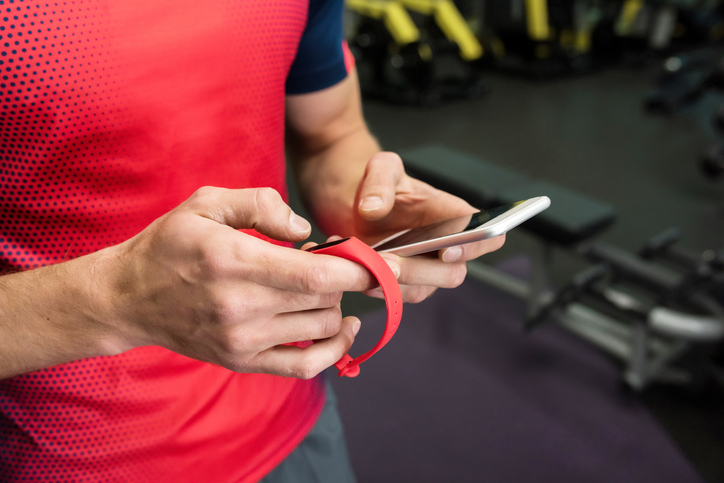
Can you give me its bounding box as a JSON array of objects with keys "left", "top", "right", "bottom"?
[
  {"left": 641, "top": 49, "right": 724, "bottom": 181},
  {"left": 484, "top": 0, "right": 598, "bottom": 77},
  {"left": 346, "top": 0, "right": 487, "bottom": 105},
  {"left": 401, "top": 144, "right": 724, "bottom": 391}
]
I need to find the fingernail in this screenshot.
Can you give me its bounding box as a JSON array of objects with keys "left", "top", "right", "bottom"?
[
  {"left": 290, "top": 211, "right": 311, "bottom": 234},
  {"left": 359, "top": 196, "right": 384, "bottom": 212},
  {"left": 385, "top": 259, "right": 401, "bottom": 279},
  {"left": 443, "top": 246, "right": 463, "bottom": 262},
  {"left": 352, "top": 320, "right": 361, "bottom": 336}
]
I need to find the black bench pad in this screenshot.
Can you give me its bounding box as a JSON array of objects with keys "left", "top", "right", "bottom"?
[{"left": 401, "top": 144, "right": 616, "bottom": 246}]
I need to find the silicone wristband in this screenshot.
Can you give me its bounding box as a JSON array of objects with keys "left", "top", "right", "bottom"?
[{"left": 306, "top": 237, "right": 403, "bottom": 377}]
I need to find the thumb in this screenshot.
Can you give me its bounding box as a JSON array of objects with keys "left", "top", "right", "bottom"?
[
  {"left": 185, "top": 186, "right": 312, "bottom": 242},
  {"left": 357, "top": 152, "right": 405, "bottom": 221}
]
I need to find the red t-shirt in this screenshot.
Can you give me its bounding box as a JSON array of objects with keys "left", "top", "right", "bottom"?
[{"left": 0, "top": 0, "right": 351, "bottom": 481}]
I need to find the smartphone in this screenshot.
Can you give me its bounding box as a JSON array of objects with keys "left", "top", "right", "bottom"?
[{"left": 372, "top": 196, "right": 550, "bottom": 257}]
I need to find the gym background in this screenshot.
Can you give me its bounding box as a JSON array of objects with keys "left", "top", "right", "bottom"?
[{"left": 287, "top": 1, "right": 724, "bottom": 482}]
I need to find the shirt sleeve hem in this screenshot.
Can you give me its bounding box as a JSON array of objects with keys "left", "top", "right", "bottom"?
[{"left": 285, "top": 61, "right": 348, "bottom": 95}]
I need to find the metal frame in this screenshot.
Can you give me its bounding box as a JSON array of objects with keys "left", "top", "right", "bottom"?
[{"left": 466, "top": 244, "right": 704, "bottom": 391}]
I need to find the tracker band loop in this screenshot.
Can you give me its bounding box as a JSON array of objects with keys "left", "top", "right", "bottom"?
[{"left": 306, "top": 237, "right": 403, "bottom": 378}]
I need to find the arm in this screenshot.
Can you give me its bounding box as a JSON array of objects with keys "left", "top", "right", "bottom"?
[
  {"left": 0, "top": 252, "right": 126, "bottom": 378},
  {"left": 0, "top": 187, "right": 378, "bottom": 379},
  {"left": 286, "top": 70, "right": 377, "bottom": 239},
  {"left": 286, "top": 71, "right": 505, "bottom": 303}
]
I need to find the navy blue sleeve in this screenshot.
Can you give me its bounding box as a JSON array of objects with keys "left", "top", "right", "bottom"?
[{"left": 285, "top": 0, "right": 348, "bottom": 95}]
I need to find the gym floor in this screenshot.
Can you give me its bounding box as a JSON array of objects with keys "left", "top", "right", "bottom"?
[{"left": 289, "top": 66, "right": 724, "bottom": 482}]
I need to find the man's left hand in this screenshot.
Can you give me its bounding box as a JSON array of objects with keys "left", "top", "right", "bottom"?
[{"left": 349, "top": 151, "right": 505, "bottom": 303}]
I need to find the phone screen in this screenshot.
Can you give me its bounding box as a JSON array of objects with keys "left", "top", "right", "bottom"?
[{"left": 373, "top": 201, "right": 523, "bottom": 252}]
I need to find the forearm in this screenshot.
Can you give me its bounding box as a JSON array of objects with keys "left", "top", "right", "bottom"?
[
  {"left": 0, "top": 249, "right": 127, "bottom": 379},
  {"left": 286, "top": 71, "right": 385, "bottom": 237}
]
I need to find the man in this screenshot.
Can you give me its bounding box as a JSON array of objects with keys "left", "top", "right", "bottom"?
[{"left": 0, "top": 0, "right": 503, "bottom": 481}]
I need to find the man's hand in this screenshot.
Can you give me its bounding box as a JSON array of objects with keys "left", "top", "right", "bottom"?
[
  {"left": 352, "top": 152, "right": 505, "bottom": 302},
  {"left": 0, "top": 187, "right": 380, "bottom": 379},
  {"left": 106, "top": 187, "right": 381, "bottom": 378},
  {"left": 287, "top": 73, "right": 505, "bottom": 305},
  {"left": 287, "top": 72, "right": 505, "bottom": 302}
]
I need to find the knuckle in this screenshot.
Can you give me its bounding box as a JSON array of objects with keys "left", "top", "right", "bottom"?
[
  {"left": 253, "top": 187, "right": 282, "bottom": 214},
  {"left": 217, "top": 326, "right": 257, "bottom": 355},
  {"left": 189, "top": 186, "right": 220, "bottom": 206},
  {"left": 492, "top": 234, "right": 506, "bottom": 251},
  {"left": 293, "top": 360, "right": 320, "bottom": 380},
  {"left": 388, "top": 151, "right": 404, "bottom": 170},
  {"left": 301, "top": 263, "right": 329, "bottom": 294},
  {"left": 399, "top": 260, "right": 420, "bottom": 286},
  {"left": 449, "top": 263, "right": 467, "bottom": 288},
  {"left": 197, "top": 242, "right": 229, "bottom": 278},
  {"left": 207, "top": 294, "right": 236, "bottom": 324},
  {"left": 317, "top": 307, "right": 343, "bottom": 339},
  {"left": 216, "top": 331, "right": 243, "bottom": 356},
  {"left": 206, "top": 292, "right": 254, "bottom": 327},
  {"left": 373, "top": 151, "right": 403, "bottom": 170},
  {"left": 407, "top": 286, "right": 431, "bottom": 304},
  {"left": 325, "top": 291, "right": 344, "bottom": 307}
]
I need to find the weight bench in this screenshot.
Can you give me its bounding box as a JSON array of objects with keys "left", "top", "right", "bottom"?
[
  {"left": 401, "top": 144, "right": 617, "bottom": 247},
  {"left": 401, "top": 143, "right": 616, "bottom": 318},
  {"left": 401, "top": 144, "right": 724, "bottom": 390}
]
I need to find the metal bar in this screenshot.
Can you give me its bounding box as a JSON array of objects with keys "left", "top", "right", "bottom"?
[
  {"left": 625, "top": 323, "right": 650, "bottom": 390},
  {"left": 467, "top": 260, "right": 685, "bottom": 377},
  {"left": 555, "top": 308, "right": 632, "bottom": 359},
  {"left": 527, "top": 243, "right": 553, "bottom": 318},
  {"left": 467, "top": 261, "right": 532, "bottom": 299}
]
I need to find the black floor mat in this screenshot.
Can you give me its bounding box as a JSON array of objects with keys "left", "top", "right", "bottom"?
[{"left": 331, "top": 257, "right": 703, "bottom": 483}]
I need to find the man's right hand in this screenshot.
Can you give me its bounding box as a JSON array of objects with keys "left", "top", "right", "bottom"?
[{"left": 0, "top": 187, "right": 380, "bottom": 379}]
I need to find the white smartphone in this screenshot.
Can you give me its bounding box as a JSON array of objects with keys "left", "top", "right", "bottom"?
[{"left": 372, "top": 196, "right": 551, "bottom": 257}]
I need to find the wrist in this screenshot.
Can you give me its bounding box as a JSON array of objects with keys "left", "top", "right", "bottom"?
[
  {"left": 303, "top": 178, "right": 356, "bottom": 236},
  {"left": 34, "top": 247, "right": 138, "bottom": 359},
  {"left": 72, "top": 246, "right": 140, "bottom": 357},
  {"left": 292, "top": 129, "right": 379, "bottom": 237},
  {"left": 0, "top": 248, "right": 135, "bottom": 378}
]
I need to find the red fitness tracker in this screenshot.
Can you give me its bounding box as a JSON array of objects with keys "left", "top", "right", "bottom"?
[{"left": 306, "top": 237, "right": 403, "bottom": 378}]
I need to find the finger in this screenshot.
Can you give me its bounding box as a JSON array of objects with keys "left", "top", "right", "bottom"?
[
  {"left": 265, "top": 305, "right": 345, "bottom": 347},
  {"left": 301, "top": 236, "right": 400, "bottom": 283},
  {"left": 184, "top": 186, "right": 312, "bottom": 242},
  {"left": 439, "top": 235, "right": 506, "bottom": 263},
  {"left": 301, "top": 241, "right": 319, "bottom": 251},
  {"left": 300, "top": 235, "right": 343, "bottom": 252},
  {"left": 357, "top": 152, "right": 405, "bottom": 221},
  {"left": 398, "top": 181, "right": 478, "bottom": 226},
  {"left": 366, "top": 284, "right": 438, "bottom": 304},
  {"left": 272, "top": 290, "right": 344, "bottom": 314},
  {"left": 253, "top": 316, "right": 361, "bottom": 379},
  {"left": 378, "top": 253, "right": 467, "bottom": 288},
  {"left": 248, "top": 239, "right": 379, "bottom": 294}
]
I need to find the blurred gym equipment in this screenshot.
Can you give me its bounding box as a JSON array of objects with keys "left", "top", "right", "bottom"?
[
  {"left": 346, "top": 0, "right": 487, "bottom": 105},
  {"left": 346, "top": 0, "right": 724, "bottom": 88},
  {"left": 644, "top": 50, "right": 724, "bottom": 113},
  {"left": 483, "top": 0, "right": 596, "bottom": 77},
  {"left": 702, "top": 142, "right": 724, "bottom": 179},
  {"left": 402, "top": 144, "right": 724, "bottom": 391},
  {"left": 641, "top": 49, "right": 724, "bottom": 182}
]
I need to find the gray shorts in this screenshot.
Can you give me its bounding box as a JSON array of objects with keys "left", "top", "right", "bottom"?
[{"left": 260, "top": 380, "right": 357, "bottom": 483}]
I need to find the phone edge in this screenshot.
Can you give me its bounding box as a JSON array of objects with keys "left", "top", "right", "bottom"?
[{"left": 378, "top": 196, "right": 551, "bottom": 257}]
